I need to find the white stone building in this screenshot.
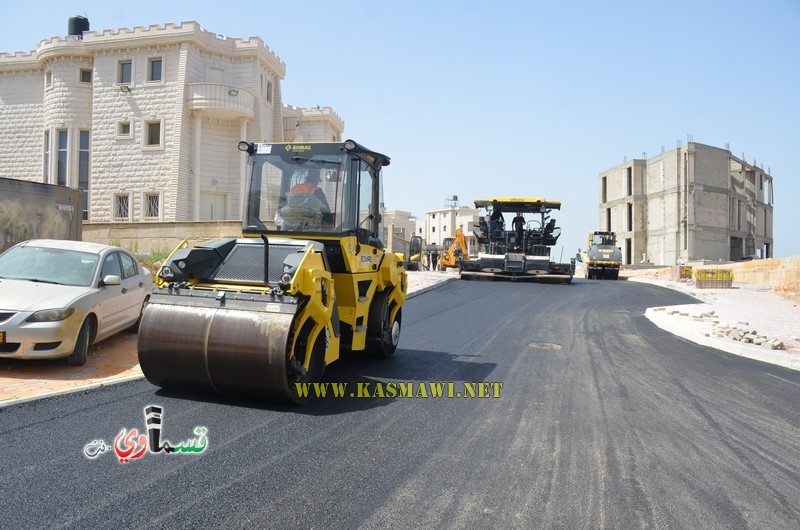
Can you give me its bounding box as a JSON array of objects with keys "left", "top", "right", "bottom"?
[
  {"left": 417, "top": 204, "right": 480, "bottom": 254},
  {"left": 0, "top": 18, "right": 344, "bottom": 223}
]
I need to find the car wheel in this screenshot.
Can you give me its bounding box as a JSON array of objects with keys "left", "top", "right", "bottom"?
[{"left": 67, "top": 318, "right": 94, "bottom": 366}]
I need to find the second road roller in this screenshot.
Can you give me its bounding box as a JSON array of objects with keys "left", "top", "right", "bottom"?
[{"left": 137, "top": 140, "right": 406, "bottom": 403}]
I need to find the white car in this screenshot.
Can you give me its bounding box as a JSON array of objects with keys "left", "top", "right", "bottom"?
[{"left": 0, "top": 239, "right": 153, "bottom": 365}]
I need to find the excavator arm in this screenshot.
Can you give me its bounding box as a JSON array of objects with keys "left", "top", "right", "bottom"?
[{"left": 441, "top": 228, "right": 469, "bottom": 268}]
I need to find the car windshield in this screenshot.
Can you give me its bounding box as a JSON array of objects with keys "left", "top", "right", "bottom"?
[{"left": 0, "top": 245, "right": 99, "bottom": 287}]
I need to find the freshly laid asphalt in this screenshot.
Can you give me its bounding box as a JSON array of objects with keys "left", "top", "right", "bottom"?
[
  {"left": 0, "top": 268, "right": 798, "bottom": 407},
  {"left": 2, "top": 272, "right": 799, "bottom": 528}
]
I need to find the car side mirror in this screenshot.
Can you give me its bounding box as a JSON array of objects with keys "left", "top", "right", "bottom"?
[{"left": 101, "top": 274, "right": 122, "bottom": 286}]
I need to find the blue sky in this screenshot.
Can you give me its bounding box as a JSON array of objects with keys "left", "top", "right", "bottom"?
[{"left": 1, "top": 1, "right": 798, "bottom": 258}]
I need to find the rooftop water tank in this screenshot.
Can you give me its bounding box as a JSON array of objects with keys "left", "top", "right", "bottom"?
[{"left": 68, "top": 15, "right": 90, "bottom": 38}]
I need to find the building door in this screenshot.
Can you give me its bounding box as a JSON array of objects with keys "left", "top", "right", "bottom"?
[
  {"left": 200, "top": 192, "right": 227, "bottom": 220},
  {"left": 729, "top": 237, "right": 742, "bottom": 261}
]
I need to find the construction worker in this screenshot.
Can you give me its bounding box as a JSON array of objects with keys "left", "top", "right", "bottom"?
[
  {"left": 289, "top": 172, "right": 332, "bottom": 223},
  {"left": 430, "top": 248, "right": 439, "bottom": 271},
  {"left": 490, "top": 202, "right": 504, "bottom": 235},
  {"left": 512, "top": 212, "right": 525, "bottom": 248}
]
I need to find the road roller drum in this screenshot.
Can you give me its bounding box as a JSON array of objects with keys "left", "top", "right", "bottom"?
[{"left": 138, "top": 298, "right": 297, "bottom": 399}]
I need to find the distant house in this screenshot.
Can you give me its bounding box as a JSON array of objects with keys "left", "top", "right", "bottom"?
[
  {"left": 0, "top": 17, "right": 344, "bottom": 223},
  {"left": 599, "top": 142, "right": 774, "bottom": 265},
  {"left": 418, "top": 203, "right": 480, "bottom": 254}
]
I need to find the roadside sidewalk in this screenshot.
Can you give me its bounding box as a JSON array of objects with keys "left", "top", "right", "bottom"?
[
  {"left": 406, "top": 269, "right": 460, "bottom": 298},
  {"left": 630, "top": 276, "right": 800, "bottom": 371},
  {"left": 0, "top": 270, "right": 457, "bottom": 407}
]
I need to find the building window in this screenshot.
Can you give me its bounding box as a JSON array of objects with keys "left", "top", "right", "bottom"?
[
  {"left": 144, "top": 192, "right": 160, "bottom": 219},
  {"left": 626, "top": 167, "right": 632, "bottom": 196},
  {"left": 79, "top": 131, "right": 90, "bottom": 220},
  {"left": 432, "top": 227, "right": 436, "bottom": 233},
  {"left": 626, "top": 202, "right": 633, "bottom": 232},
  {"left": 266, "top": 81, "right": 273, "bottom": 103},
  {"left": 147, "top": 57, "right": 162, "bottom": 82},
  {"left": 602, "top": 176, "right": 607, "bottom": 203},
  {"left": 43, "top": 131, "right": 50, "bottom": 182},
  {"left": 57, "top": 130, "right": 68, "bottom": 186},
  {"left": 432, "top": 213, "right": 436, "bottom": 219},
  {"left": 118, "top": 60, "right": 132, "bottom": 85},
  {"left": 117, "top": 121, "right": 132, "bottom": 138},
  {"left": 45, "top": 70, "right": 53, "bottom": 88},
  {"left": 114, "top": 193, "right": 131, "bottom": 221},
  {"left": 730, "top": 197, "right": 735, "bottom": 227},
  {"left": 144, "top": 120, "right": 162, "bottom": 148},
  {"left": 606, "top": 208, "right": 611, "bottom": 231},
  {"left": 625, "top": 238, "right": 632, "bottom": 265},
  {"left": 80, "top": 68, "right": 92, "bottom": 84},
  {"left": 443, "top": 226, "right": 447, "bottom": 232}
]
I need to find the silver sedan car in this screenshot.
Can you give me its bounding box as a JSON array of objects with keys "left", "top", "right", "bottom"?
[{"left": 0, "top": 239, "right": 153, "bottom": 365}]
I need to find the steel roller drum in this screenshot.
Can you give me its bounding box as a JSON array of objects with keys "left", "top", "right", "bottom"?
[{"left": 137, "top": 302, "right": 295, "bottom": 400}]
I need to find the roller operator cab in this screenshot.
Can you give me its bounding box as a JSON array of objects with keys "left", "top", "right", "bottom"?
[
  {"left": 137, "top": 140, "right": 407, "bottom": 404},
  {"left": 407, "top": 235, "right": 423, "bottom": 271},
  {"left": 459, "top": 197, "right": 575, "bottom": 283}
]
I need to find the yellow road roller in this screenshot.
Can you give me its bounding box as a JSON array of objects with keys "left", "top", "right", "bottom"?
[{"left": 137, "top": 140, "right": 406, "bottom": 403}]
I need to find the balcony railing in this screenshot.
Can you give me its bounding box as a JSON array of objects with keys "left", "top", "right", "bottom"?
[{"left": 186, "top": 83, "right": 255, "bottom": 120}]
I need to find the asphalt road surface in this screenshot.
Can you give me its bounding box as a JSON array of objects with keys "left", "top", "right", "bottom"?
[{"left": 2, "top": 279, "right": 799, "bottom": 529}]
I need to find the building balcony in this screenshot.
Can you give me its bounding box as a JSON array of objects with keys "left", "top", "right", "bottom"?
[{"left": 185, "top": 83, "right": 255, "bottom": 120}]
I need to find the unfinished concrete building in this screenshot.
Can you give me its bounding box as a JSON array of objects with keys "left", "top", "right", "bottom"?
[{"left": 599, "top": 142, "right": 774, "bottom": 265}]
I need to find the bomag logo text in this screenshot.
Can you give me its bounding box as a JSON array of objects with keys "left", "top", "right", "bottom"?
[{"left": 285, "top": 144, "right": 312, "bottom": 153}]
